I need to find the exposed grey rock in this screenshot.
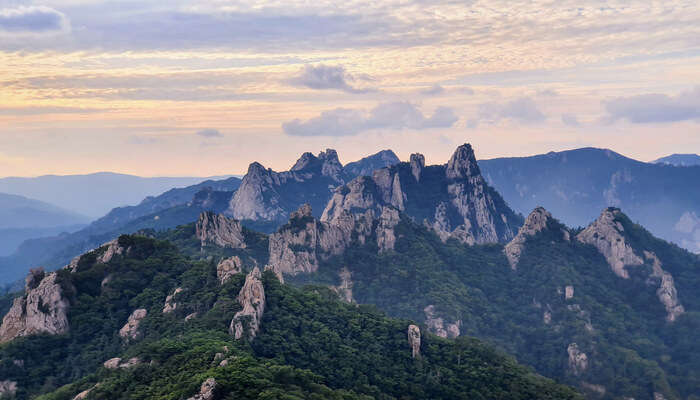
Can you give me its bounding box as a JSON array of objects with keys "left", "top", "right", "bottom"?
[
  {"left": 103, "top": 357, "right": 141, "bottom": 369},
  {"left": 187, "top": 378, "right": 217, "bottom": 400},
  {"left": 227, "top": 149, "right": 347, "bottom": 223},
  {"left": 0, "top": 270, "right": 70, "bottom": 343},
  {"left": 332, "top": 267, "right": 354, "bottom": 303},
  {"left": 543, "top": 310, "right": 552, "bottom": 324},
  {"left": 73, "top": 384, "right": 98, "bottom": 400},
  {"left": 408, "top": 324, "right": 421, "bottom": 358},
  {"left": 230, "top": 267, "right": 265, "bottom": 340},
  {"left": 185, "top": 312, "right": 198, "bottom": 321},
  {"left": 580, "top": 382, "right": 606, "bottom": 397},
  {"left": 423, "top": 305, "right": 461, "bottom": 338},
  {"left": 0, "top": 381, "right": 17, "bottom": 397},
  {"left": 267, "top": 208, "right": 320, "bottom": 276},
  {"left": 96, "top": 239, "right": 125, "bottom": 264},
  {"left": 504, "top": 207, "right": 568, "bottom": 269},
  {"left": 577, "top": 208, "right": 644, "bottom": 278},
  {"left": 567, "top": 343, "right": 588, "bottom": 376},
  {"left": 162, "top": 287, "right": 183, "bottom": 313},
  {"left": 343, "top": 149, "right": 400, "bottom": 177},
  {"left": 376, "top": 206, "right": 401, "bottom": 252},
  {"left": 565, "top": 285, "right": 574, "bottom": 300},
  {"left": 196, "top": 212, "right": 246, "bottom": 249},
  {"left": 217, "top": 256, "right": 243, "bottom": 284},
  {"left": 410, "top": 153, "right": 425, "bottom": 182},
  {"left": 119, "top": 309, "right": 147, "bottom": 341},
  {"left": 643, "top": 251, "right": 685, "bottom": 322},
  {"left": 321, "top": 144, "right": 520, "bottom": 245}
]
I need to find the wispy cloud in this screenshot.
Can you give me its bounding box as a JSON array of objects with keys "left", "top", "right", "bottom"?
[
  {"left": 0, "top": 6, "right": 69, "bottom": 34},
  {"left": 561, "top": 113, "right": 581, "bottom": 127},
  {"left": 289, "top": 64, "right": 374, "bottom": 93},
  {"left": 603, "top": 86, "right": 700, "bottom": 124},
  {"left": 468, "top": 97, "right": 546, "bottom": 127},
  {"left": 283, "top": 101, "right": 458, "bottom": 136},
  {"left": 196, "top": 128, "right": 223, "bottom": 138}
]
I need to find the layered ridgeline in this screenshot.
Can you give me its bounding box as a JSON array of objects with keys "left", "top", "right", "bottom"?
[
  {"left": 0, "top": 150, "right": 399, "bottom": 288},
  {"left": 479, "top": 148, "right": 700, "bottom": 253},
  {"left": 139, "top": 170, "right": 698, "bottom": 399},
  {"left": 0, "top": 234, "right": 578, "bottom": 400}
]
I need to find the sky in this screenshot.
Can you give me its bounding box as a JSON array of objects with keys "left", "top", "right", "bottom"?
[{"left": 1, "top": 0, "right": 699, "bottom": 177}]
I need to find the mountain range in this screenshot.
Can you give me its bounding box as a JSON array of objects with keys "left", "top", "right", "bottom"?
[
  {"left": 0, "top": 173, "right": 228, "bottom": 218},
  {"left": 479, "top": 148, "right": 700, "bottom": 253},
  {"left": 1, "top": 143, "right": 698, "bottom": 399},
  {"left": 653, "top": 154, "right": 700, "bottom": 167}
]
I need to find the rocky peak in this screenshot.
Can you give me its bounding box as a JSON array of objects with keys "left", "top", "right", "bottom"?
[
  {"left": 643, "top": 251, "right": 685, "bottom": 322},
  {"left": 321, "top": 144, "right": 520, "bottom": 245},
  {"left": 291, "top": 152, "right": 318, "bottom": 171},
  {"left": 230, "top": 267, "right": 265, "bottom": 340},
  {"left": 217, "top": 256, "right": 243, "bottom": 284},
  {"left": 445, "top": 144, "right": 480, "bottom": 180},
  {"left": 25, "top": 267, "right": 46, "bottom": 290},
  {"left": 576, "top": 208, "right": 643, "bottom": 278},
  {"left": 290, "top": 149, "right": 343, "bottom": 181},
  {"left": 196, "top": 212, "right": 246, "bottom": 249},
  {"left": 0, "top": 271, "right": 70, "bottom": 343},
  {"left": 342, "top": 149, "right": 400, "bottom": 177},
  {"left": 291, "top": 203, "right": 313, "bottom": 220},
  {"left": 187, "top": 378, "right": 217, "bottom": 400},
  {"left": 408, "top": 324, "right": 421, "bottom": 359},
  {"left": 410, "top": 153, "right": 425, "bottom": 182},
  {"left": 504, "top": 207, "right": 568, "bottom": 269}
]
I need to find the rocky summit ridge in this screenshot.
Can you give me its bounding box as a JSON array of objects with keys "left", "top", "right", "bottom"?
[{"left": 322, "top": 143, "right": 522, "bottom": 245}]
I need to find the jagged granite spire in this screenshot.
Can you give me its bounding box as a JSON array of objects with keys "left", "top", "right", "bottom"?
[
  {"left": 322, "top": 143, "right": 521, "bottom": 245},
  {"left": 504, "top": 207, "right": 570, "bottom": 269}
]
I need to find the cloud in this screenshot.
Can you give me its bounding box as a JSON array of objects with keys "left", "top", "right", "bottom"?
[
  {"left": 283, "top": 101, "right": 458, "bottom": 136},
  {"left": 196, "top": 128, "right": 223, "bottom": 138},
  {"left": 468, "top": 97, "right": 546, "bottom": 127},
  {"left": 561, "top": 113, "right": 581, "bottom": 127},
  {"left": 0, "top": 6, "right": 69, "bottom": 34},
  {"left": 289, "top": 64, "right": 373, "bottom": 93},
  {"left": 603, "top": 86, "right": 700, "bottom": 124},
  {"left": 421, "top": 84, "right": 445, "bottom": 96}
]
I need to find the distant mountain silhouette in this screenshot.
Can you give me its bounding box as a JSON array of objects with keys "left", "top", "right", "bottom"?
[{"left": 653, "top": 153, "right": 700, "bottom": 167}]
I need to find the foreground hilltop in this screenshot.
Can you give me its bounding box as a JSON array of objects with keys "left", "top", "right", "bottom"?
[{"left": 0, "top": 233, "right": 578, "bottom": 400}]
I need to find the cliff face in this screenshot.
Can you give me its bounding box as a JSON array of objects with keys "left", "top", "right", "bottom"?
[
  {"left": 0, "top": 269, "right": 70, "bottom": 343},
  {"left": 266, "top": 204, "right": 400, "bottom": 279},
  {"left": 230, "top": 267, "right": 266, "bottom": 340},
  {"left": 408, "top": 324, "right": 421, "bottom": 359},
  {"left": 226, "top": 149, "right": 402, "bottom": 228},
  {"left": 321, "top": 144, "right": 521, "bottom": 245},
  {"left": 578, "top": 208, "right": 685, "bottom": 322},
  {"left": 504, "top": 207, "right": 570, "bottom": 269},
  {"left": 196, "top": 211, "right": 246, "bottom": 249}
]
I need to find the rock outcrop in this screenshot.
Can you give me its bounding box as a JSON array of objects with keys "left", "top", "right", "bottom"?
[
  {"left": 187, "top": 378, "right": 217, "bottom": 400},
  {"left": 408, "top": 324, "right": 421, "bottom": 359},
  {"left": 103, "top": 357, "right": 141, "bottom": 369},
  {"left": 196, "top": 212, "right": 246, "bottom": 249},
  {"left": 162, "top": 288, "right": 183, "bottom": 313},
  {"left": 576, "top": 208, "right": 643, "bottom": 278},
  {"left": 0, "top": 269, "right": 70, "bottom": 343},
  {"left": 0, "top": 381, "right": 18, "bottom": 397},
  {"left": 504, "top": 207, "right": 569, "bottom": 269},
  {"left": 343, "top": 149, "right": 400, "bottom": 177},
  {"left": 332, "top": 267, "right": 354, "bottom": 303},
  {"left": 230, "top": 267, "right": 265, "bottom": 340},
  {"left": 322, "top": 144, "right": 521, "bottom": 245},
  {"left": 96, "top": 239, "right": 126, "bottom": 264},
  {"left": 217, "top": 256, "right": 243, "bottom": 284},
  {"left": 565, "top": 285, "right": 574, "bottom": 300},
  {"left": 567, "top": 343, "right": 588, "bottom": 376},
  {"left": 266, "top": 204, "right": 401, "bottom": 278},
  {"left": 643, "top": 251, "right": 685, "bottom": 322},
  {"left": 227, "top": 149, "right": 349, "bottom": 224},
  {"left": 119, "top": 309, "right": 147, "bottom": 341},
  {"left": 423, "top": 305, "right": 461, "bottom": 338}
]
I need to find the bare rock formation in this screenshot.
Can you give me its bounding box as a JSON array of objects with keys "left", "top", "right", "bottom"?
[
  {"left": 217, "top": 256, "right": 243, "bottom": 284},
  {"left": 103, "top": 357, "right": 141, "bottom": 369},
  {"left": 119, "top": 309, "right": 147, "bottom": 341},
  {"left": 408, "top": 324, "right": 421, "bottom": 359},
  {"left": 643, "top": 251, "right": 685, "bottom": 322},
  {"left": 267, "top": 206, "right": 321, "bottom": 276},
  {"left": 504, "top": 207, "right": 568, "bottom": 269},
  {"left": 423, "top": 305, "right": 461, "bottom": 338},
  {"left": 96, "top": 239, "right": 125, "bottom": 264},
  {"left": 565, "top": 285, "right": 574, "bottom": 300},
  {"left": 567, "top": 343, "right": 588, "bottom": 376},
  {"left": 187, "top": 378, "right": 217, "bottom": 400},
  {"left": 230, "top": 267, "right": 265, "bottom": 340},
  {"left": 0, "top": 381, "right": 17, "bottom": 397},
  {"left": 576, "top": 208, "right": 643, "bottom": 278},
  {"left": 332, "top": 267, "right": 354, "bottom": 303},
  {"left": 196, "top": 212, "right": 246, "bottom": 249},
  {"left": 376, "top": 206, "right": 401, "bottom": 252},
  {"left": 162, "top": 288, "right": 183, "bottom": 314},
  {"left": 0, "top": 270, "right": 70, "bottom": 343},
  {"left": 322, "top": 144, "right": 520, "bottom": 245}
]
